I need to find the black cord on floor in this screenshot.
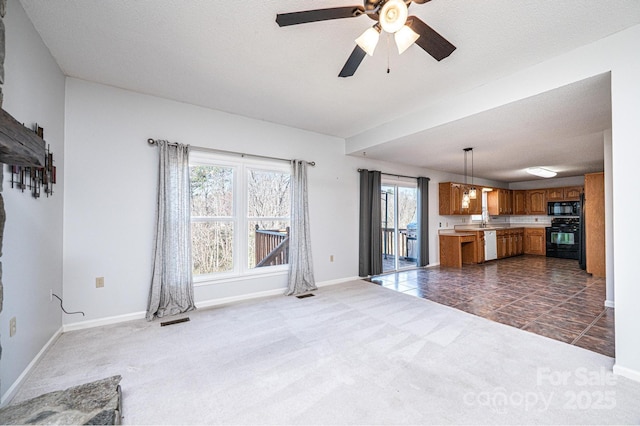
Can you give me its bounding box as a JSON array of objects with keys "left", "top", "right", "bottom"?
[{"left": 52, "top": 293, "right": 85, "bottom": 316}]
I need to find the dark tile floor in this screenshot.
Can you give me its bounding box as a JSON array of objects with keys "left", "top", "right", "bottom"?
[{"left": 370, "top": 255, "right": 615, "bottom": 357}]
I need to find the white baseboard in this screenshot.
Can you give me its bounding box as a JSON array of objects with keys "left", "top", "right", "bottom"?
[
  {"left": 197, "top": 276, "right": 361, "bottom": 309},
  {"left": 604, "top": 300, "right": 615, "bottom": 308},
  {"left": 63, "top": 311, "right": 146, "bottom": 332},
  {"left": 196, "top": 288, "right": 286, "bottom": 309},
  {"left": 59, "top": 277, "right": 360, "bottom": 331},
  {"left": 1, "top": 326, "right": 63, "bottom": 407},
  {"left": 317, "top": 276, "right": 361, "bottom": 287},
  {"left": 613, "top": 363, "right": 640, "bottom": 383}
]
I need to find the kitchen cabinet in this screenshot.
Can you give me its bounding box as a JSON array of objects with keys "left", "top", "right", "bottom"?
[
  {"left": 487, "top": 189, "right": 512, "bottom": 215},
  {"left": 526, "top": 190, "right": 547, "bottom": 215},
  {"left": 439, "top": 232, "right": 485, "bottom": 267},
  {"left": 439, "top": 182, "right": 481, "bottom": 215},
  {"left": 512, "top": 190, "right": 526, "bottom": 215},
  {"left": 524, "top": 228, "right": 546, "bottom": 255},
  {"left": 439, "top": 182, "right": 462, "bottom": 215},
  {"left": 564, "top": 186, "right": 583, "bottom": 201},
  {"left": 515, "top": 229, "right": 524, "bottom": 255},
  {"left": 546, "top": 186, "right": 583, "bottom": 202},
  {"left": 497, "top": 230, "right": 507, "bottom": 259},
  {"left": 496, "top": 228, "right": 524, "bottom": 259},
  {"left": 546, "top": 188, "right": 565, "bottom": 201},
  {"left": 584, "top": 173, "right": 605, "bottom": 277}
]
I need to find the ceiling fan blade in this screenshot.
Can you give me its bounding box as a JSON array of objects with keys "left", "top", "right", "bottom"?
[
  {"left": 411, "top": 0, "right": 432, "bottom": 3},
  {"left": 406, "top": 16, "right": 456, "bottom": 61},
  {"left": 276, "top": 6, "right": 365, "bottom": 27},
  {"left": 339, "top": 45, "right": 367, "bottom": 78}
]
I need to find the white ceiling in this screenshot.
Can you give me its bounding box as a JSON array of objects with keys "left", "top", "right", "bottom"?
[{"left": 19, "top": 0, "right": 640, "bottom": 182}]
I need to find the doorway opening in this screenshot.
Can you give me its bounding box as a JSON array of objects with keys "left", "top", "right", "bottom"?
[{"left": 381, "top": 182, "right": 418, "bottom": 273}]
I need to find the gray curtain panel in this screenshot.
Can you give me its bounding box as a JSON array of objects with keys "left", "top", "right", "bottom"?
[
  {"left": 146, "top": 140, "right": 196, "bottom": 320},
  {"left": 358, "top": 169, "right": 382, "bottom": 277},
  {"left": 285, "top": 160, "right": 317, "bottom": 296},
  {"left": 417, "top": 176, "right": 430, "bottom": 267}
]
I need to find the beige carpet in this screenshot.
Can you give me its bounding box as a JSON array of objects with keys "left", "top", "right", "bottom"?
[{"left": 12, "top": 280, "right": 640, "bottom": 425}]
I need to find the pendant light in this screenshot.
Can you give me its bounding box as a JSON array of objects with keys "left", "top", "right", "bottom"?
[
  {"left": 468, "top": 148, "right": 477, "bottom": 200},
  {"left": 462, "top": 148, "right": 470, "bottom": 209}
]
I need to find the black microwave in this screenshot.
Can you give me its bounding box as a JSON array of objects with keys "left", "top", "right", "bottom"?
[{"left": 547, "top": 201, "right": 580, "bottom": 216}]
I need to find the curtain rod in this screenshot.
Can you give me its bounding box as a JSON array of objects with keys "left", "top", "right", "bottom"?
[
  {"left": 357, "top": 168, "right": 429, "bottom": 181},
  {"left": 147, "top": 139, "right": 315, "bottom": 166}
]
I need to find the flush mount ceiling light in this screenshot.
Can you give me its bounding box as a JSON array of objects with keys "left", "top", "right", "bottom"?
[{"left": 526, "top": 167, "right": 557, "bottom": 178}]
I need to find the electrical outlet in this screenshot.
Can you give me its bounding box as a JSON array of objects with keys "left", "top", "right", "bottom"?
[
  {"left": 96, "top": 277, "right": 105, "bottom": 288},
  {"left": 49, "top": 289, "right": 53, "bottom": 302},
  {"left": 9, "top": 317, "right": 16, "bottom": 337},
  {"left": 330, "top": 255, "right": 334, "bottom": 262}
]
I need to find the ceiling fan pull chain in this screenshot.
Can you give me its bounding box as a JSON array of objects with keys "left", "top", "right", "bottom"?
[{"left": 386, "top": 33, "right": 391, "bottom": 74}]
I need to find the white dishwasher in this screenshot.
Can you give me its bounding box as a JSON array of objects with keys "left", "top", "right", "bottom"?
[{"left": 484, "top": 230, "right": 498, "bottom": 261}]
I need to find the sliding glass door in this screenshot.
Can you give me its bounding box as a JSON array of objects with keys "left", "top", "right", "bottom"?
[{"left": 381, "top": 182, "right": 418, "bottom": 273}]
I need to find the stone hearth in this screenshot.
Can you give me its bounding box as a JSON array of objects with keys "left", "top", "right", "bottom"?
[{"left": 0, "top": 376, "right": 122, "bottom": 425}]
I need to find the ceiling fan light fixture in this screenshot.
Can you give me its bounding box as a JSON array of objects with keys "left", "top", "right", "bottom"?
[
  {"left": 526, "top": 167, "right": 557, "bottom": 178},
  {"left": 379, "top": 0, "right": 408, "bottom": 34},
  {"left": 355, "top": 26, "right": 381, "bottom": 56},
  {"left": 394, "top": 25, "right": 419, "bottom": 54}
]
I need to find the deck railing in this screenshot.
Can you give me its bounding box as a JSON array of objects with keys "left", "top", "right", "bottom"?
[
  {"left": 382, "top": 228, "right": 415, "bottom": 260},
  {"left": 255, "top": 227, "right": 289, "bottom": 267}
]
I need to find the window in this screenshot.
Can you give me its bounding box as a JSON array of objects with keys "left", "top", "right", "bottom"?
[{"left": 189, "top": 152, "right": 290, "bottom": 280}]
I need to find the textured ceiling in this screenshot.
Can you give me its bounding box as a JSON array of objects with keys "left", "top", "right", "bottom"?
[{"left": 18, "top": 0, "right": 640, "bottom": 181}]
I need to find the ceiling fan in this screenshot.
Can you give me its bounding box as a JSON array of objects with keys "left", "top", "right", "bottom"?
[{"left": 276, "top": 0, "right": 456, "bottom": 77}]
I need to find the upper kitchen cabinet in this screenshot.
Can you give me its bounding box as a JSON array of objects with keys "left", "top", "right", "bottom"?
[
  {"left": 487, "top": 189, "right": 512, "bottom": 215},
  {"left": 512, "top": 190, "right": 527, "bottom": 215},
  {"left": 564, "top": 186, "right": 583, "bottom": 201},
  {"left": 546, "top": 186, "right": 583, "bottom": 201},
  {"left": 526, "top": 189, "right": 546, "bottom": 215},
  {"left": 546, "top": 187, "right": 565, "bottom": 201},
  {"left": 439, "top": 182, "right": 463, "bottom": 215},
  {"left": 439, "top": 182, "right": 482, "bottom": 215}
]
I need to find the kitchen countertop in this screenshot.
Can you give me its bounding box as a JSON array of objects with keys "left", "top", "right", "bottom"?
[
  {"left": 439, "top": 224, "right": 549, "bottom": 234},
  {"left": 438, "top": 231, "right": 478, "bottom": 236}
]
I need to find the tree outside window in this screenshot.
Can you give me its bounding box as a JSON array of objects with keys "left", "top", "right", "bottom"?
[{"left": 189, "top": 154, "right": 290, "bottom": 278}]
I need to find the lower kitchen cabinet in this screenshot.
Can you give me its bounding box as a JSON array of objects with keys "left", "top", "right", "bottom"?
[
  {"left": 496, "top": 228, "right": 524, "bottom": 259},
  {"left": 524, "top": 228, "right": 546, "bottom": 255}
]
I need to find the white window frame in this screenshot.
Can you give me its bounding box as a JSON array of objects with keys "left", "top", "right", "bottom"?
[{"left": 190, "top": 150, "right": 290, "bottom": 285}]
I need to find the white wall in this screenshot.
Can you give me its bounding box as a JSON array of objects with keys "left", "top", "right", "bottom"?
[
  {"left": 63, "top": 78, "right": 459, "bottom": 325},
  {"left": 0, "top": 0, "right": 65, "bottom": 403},
  {"left": 603, "top": 130, "right": 614, "bottom": 306},
  {"left": 609, "top": 27, "right": 640, "bottom": 381},
  {"left": 508, "top": 175, "right": 585, "bottom": 190}
]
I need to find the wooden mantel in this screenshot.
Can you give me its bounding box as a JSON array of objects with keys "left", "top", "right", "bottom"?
[{"left": 0, "top": 108, "right": 45, "bottom": 166}]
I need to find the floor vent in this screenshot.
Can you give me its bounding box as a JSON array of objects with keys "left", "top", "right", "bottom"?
[
  {"left": 296, "top": 293, "right": 315, "bottom": 299},
  {"left": 160, "top": 317, "right": 190, "bottom": 327}
]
